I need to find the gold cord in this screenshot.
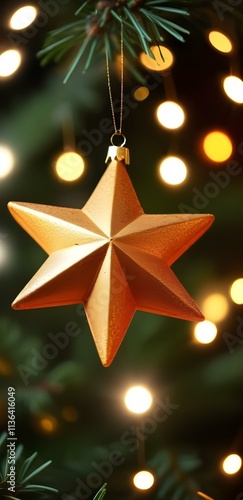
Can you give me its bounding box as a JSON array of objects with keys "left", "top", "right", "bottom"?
[{"left": 105, "top": 22, "right": 124, "bottom": 135}]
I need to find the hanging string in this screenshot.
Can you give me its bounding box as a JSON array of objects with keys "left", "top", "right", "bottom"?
[{"left": 105, "top": 21, "right": 124, "bottom": 136}]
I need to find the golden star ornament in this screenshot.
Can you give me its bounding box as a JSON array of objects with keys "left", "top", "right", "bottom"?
[{"left": 8, "top": 156, "right": 214, "bottom": 366}]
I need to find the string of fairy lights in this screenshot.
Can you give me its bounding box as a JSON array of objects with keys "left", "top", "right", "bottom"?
[
  {"left": 0, "top": 9, "right": 242, "bottom": 288},
  {"left": 0, "top": 4, "right": 242, "bottom": 185},
  {"left": 8, "top": 384, "right": 241, "bottom": 497}
]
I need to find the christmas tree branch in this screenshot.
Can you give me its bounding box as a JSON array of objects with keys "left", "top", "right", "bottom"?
[{"left": 38, "top": 0, "right": 190, "bottom": 80}]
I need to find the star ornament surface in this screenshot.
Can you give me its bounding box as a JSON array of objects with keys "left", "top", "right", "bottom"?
[{"left": 8, "top": 160, "right": 214, "bottom": 366}]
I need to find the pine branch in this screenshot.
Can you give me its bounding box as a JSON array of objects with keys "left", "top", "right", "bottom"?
[
  {"left": 38, "top": 0, "right": 191, "bottom": 81},
  {"left": 38, "top": 0, "right": 243, "bottom": 81},
  {"left": 0, "top": 433, "right": 58, "bottom": 498}
]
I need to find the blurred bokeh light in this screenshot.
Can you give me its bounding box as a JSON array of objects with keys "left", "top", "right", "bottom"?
[
  {"left": 156, "top": 101, "right": 185, "bottom": 129},
  {"left": 9, "top": 5, "right": 37, "bottom": 30},
  {"left": 159, "top": 156, "right": 187, "bottom": 185},
  {"left": 202, "top": 131, "right": 233, "bottom": 162}
]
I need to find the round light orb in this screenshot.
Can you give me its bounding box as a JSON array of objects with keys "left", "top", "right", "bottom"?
[
  {"left": 194, "top": 320, "right": 217, "bottom": 344},
  {"left": 0, "top": 146, "right": 14, "bottom": 178},
  {"left": 133, "top": 86, "right": 150, "bottom": 101},
  {"left": 223, "top": 76, "right": 243, "bottom": 104},
  {"left": 201, "top": 293, "right": 229, "bottom": 322},
  {"left": 9, "top": 5, "right": 37, "bottom": 30},
  {"left": 140, "top": 45, "right": 173, "bottom": 71},
  {"left": 55, "top": 151, "right": 85, "bottom": 182},
  {"left": 222, "top": 454, "right": 242, "bottom": 474},
  {"left": 124, "top": 386, "right": 152, "bottom": 414},
  {"left": 133, "top": 470, "right": 155, "bottom": 490},
  {"left": 38, "top": 415, "right": 58, "bottom": 433},
  {"left": 208, "top": 31, "right": 232, "bottom": 53},
  {"left": 230, "top": 278, "right": 243, "bottom": 304},
  {"left": 159, "top": 156, "right": 187, "bottom": 185},
  {"left": 156, "top": 101, "right": 185, "bottom": 129},
  {"left": 203, "top": 131, "right": 232, "bottom": 162},
  {"left": 0, "top": 50, "right": 21, "bottom": 77}
]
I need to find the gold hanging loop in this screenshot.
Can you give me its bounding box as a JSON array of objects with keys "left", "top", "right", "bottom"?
[{"left": 105, "top": 21, "right": 130, "bottom": 165}]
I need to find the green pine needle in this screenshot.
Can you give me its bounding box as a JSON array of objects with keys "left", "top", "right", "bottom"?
[
  {"left": 38, "top": 0, "right": 193, "bottom": 80},
  {"left": 21, "top": 460, "right": 52, "bottom": 484},
  {"left": 18, "top": 451, "right": 38, "bottom": 483},
  {"left": 24, "top": 484, "right": 59, "bottom": 493},
  {"left": 63, "top": 36, "right": 92, "bottom": 83},
  {"left": 93, "top": 483, "right": 107, "bottom": 500},
  {"left": 0, "top": 432, "right": 58, "bottom": 497}
]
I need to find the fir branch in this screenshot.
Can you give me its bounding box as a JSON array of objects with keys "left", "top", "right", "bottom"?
[
  {"left": 93, "top": 483, "right": 107, "bottom": 500},
  {"left": 0, "top": 433, "right": 58, "bottom": 498},
  {"left": 38, "top": 0, "right": 191, "bottom": 81}
]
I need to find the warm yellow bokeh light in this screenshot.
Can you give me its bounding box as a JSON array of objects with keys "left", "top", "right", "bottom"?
[
  {"left": 9, "top": 5, "right": 37, "bottom": 30},
  {"left": 55, "top": 151, "right": 85, "bottom": 182},
  {"left": 230, "top": 278, "right": 243, "bottom": 305},
  {"left": 208, "top": 31, "right": 232, "bottom": 53},
  {"left": 223, "top": 76, "right": 243, "bottom": 104},
  {"left": 38, "top": 415, "right": 58, "bottom": 433},
  {"left": 194, "top": 320, "right": 217, "bottom": 344},
  {"left": 0, "top": 50, "right": 21, "bottom": 77},
  {"left": 140, "top": 45, "right": 174, "bottom": 71},
  {"left": 159, "top": 156, "right": 187, "bottom": 185},
  {"left": 133, "top": 86, "right": 150, "bottom": 101},
  {"left": 156, "top": 101, "right": 185, "bottom": 129},
  {"left": 0, "top": 146, "right": 14, "bottom": 178},
  {"left": 133, "top": 471, "right": 155, "bottom": 490},
  {"left": 203, "top": 131, "right": 232, "bottom": 162},
  {"left": 222, "top": 454, "right": 242, "bottom": 474},
  {"left": 124, "top": 386, "right": 153, "bottom": 414},
  {"left": 201, "top": 293, "right": 229, "bottom": 322}
]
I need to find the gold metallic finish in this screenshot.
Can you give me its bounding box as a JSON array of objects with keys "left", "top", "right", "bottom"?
[
  {"left": 105, "top": 146, "right": 130, "bottom": 165},
  {"left": 8, "top": 160, "right": 214, "bottom": 367}
]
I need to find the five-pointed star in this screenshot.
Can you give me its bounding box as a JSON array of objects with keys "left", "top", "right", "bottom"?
[{"left": 8, "top": 160, "right": 214, "bottom": 366}]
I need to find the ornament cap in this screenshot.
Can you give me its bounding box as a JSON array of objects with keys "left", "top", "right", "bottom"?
[{"left": 105, "top": 145, "right": 130, "bottom": 165}]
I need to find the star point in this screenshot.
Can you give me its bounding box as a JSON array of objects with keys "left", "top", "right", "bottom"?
[{"left": 8, "top": 160, "right": 214, "bottom": 366}]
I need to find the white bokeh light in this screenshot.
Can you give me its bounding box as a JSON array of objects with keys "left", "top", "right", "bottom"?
[
  {"left": 222, "top": 454, "right": 242, "bottom": 475},
  {"left": 9, "top": 5, "right": 37, "bottom": 30},
  {"left": 156, "top": 101, "right": 185, "bottom": 129},
  {"left": 133, "top": 470, "right": 154, "bottom": 490},
  {"left": 0, "top": 50, "right": 21, "bottom": 77},
  {"left": 124, "top": 386, "right": 152, "bottom": 414},
  {"left": 0, "top": 145, "right": 15, "bottom": 178},
  {"left": 194, "top": 320, "right": 217, "bottom": 344},
  {"left": 223, "top": 76, "right": 243, "bottom": 104},
  {"left": 159, "top": 156, "right": 187, "bottom": 185}
]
